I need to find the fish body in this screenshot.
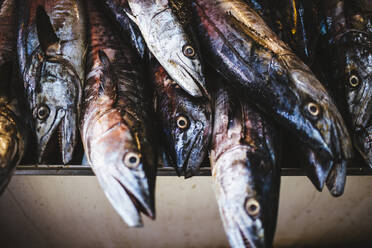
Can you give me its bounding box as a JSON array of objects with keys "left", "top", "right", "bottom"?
[
  {"left": 342, "top": 0, "right": 372, "bottom": 167},
  {"left": 125, "top": 0, "right": 208, "bottom": 98},
  {"left": 210, "top": 85, "right": 281, "bottom": 248},
  {"left": 81, "top": 1, "right": 156, "bottom": 227},
  {"left": 193, "top": 0, "right": 352, "bottom": 176},
  {"left": 152, "top": 62, "right": 212, "bottom": 177},
  {"left": 243, "top": 0, "right": 340, "bottom": 193},
  {"left": 0, "top": 0, "right": 28, "bottom": 194},
  {"left": 99, "top": 0, "right": 147, "bottom": 59},
  {"left": 17, "top": 0, "right": 87, "bottom": 164}
]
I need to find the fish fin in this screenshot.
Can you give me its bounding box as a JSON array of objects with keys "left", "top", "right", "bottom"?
[
  {"left": 36, "top": 6, "right": 59, "bottom": 55},
  {"left": 97, "top": 50, "right": 116, "bottom": 97},
  {"left": 0, "top": 62, "right": 13, "bottom": 90}
]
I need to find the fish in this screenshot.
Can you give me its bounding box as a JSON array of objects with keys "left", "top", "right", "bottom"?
[
  {"left": 99, "top": 0, "right": 148, "bottom": 59},
  {"left": 193, "top": 0, "right": 353, "bottom": 183},
  {"left": 342, "top": 0, "right": 372, "bottom": 167},
  {"left": 0, "top": 0, "right": 28, "bottom": 194},
  {"left": 151, "top": 61, "right": 212, "bottom": 177},
  {"left": 244, "top": 0, "right": 341, "bottom": 193},
  {"left": 125, "top": 0, "right": 208, "bottom": 98},
  {"left": 81, "top": 0, "right": 157, "bottom": 227},
  {"left": 17, "top": 0, "right": 87, "bottom": 164},
  {"left": 210, "top": 85, "right": 281, "bottom": 248}
]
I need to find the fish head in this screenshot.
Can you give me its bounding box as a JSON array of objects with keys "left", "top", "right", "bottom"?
[
  {"left": 87, "top": 110, "right": 155, "bottom": 227},
  {"left": 33, "top": 58, "right": 80, "bottom": 164},
  {"left": 144, "top": 7, "right": 207, "bottom": 98},
  {"left": 341, "top": 33, "right": 372, "bottom": 165},
  {"left": 84, "top": 50, "right": 155, "bottom": 227},
  {"left": 30, "top": 6, "right": 81, "bottom": 164},
  {"left": 212, "top": 148, "right": 278, "bottom": 248},
  {"left": 278, "top": 56, "right": 353, "bottom": 163},
  {"left": 154, "top": 66, "right": 212, "bottom": 177}
]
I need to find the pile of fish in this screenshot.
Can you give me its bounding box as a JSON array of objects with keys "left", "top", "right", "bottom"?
[{"left": 0, "top": 0, "right": 370, "bottom": 247}]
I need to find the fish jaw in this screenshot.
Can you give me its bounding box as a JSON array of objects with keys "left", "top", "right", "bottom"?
[
  {"left": 212, "top": 149, "right": 267, "bottom": 248},
  {"left": 288, "top": 68, "right": 353, "bottom": 162},
  {"left": 36, "top": 108, "right": 66, "bottom": 163},
  {"left": 94, "top": 171, "right": 143, "bottom": 227},
  {"left": 86, "top": 119, "right": 155, "bottom": 226},
  {"left": 302, "top": 148, "right": 333, "bottom": 191},
  {"left": 326, "top": 159, "right": 348, "bottom": 197},
  {"left": 126, "top": 1, "right": 207, "bottom": 98},
  {"left": 60, "top": 109, "right": 77, "bottom": 164},
  {"left": 171, "top": 53, "right": 208, "bottom": 98},
  {"left": 172, "top": 118, "right": 212, "bottom": 178}
]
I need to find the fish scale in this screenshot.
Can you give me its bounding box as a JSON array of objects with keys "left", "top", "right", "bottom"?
[
  {"left": 81, "top": 0, "right": 156, "bottom": 227},
  {"left": 17, "top": 0, "right": 86, "bottom": 164},
  {"left": 210, "top": 85, "right": 281, "bottom": 248}
]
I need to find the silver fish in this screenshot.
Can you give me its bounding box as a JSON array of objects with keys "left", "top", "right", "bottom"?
[
  {"left": 17, "top": 0, "right": 86, "bottom": 164},
  {"left": 81, "top": 0, "right": 156, "bottom": 227},
  {"left": 210, "top": 85, "right": 281, "bottom": 248},
  {"left": 125, "top": 0, "right": 208, "bottom": 98}
]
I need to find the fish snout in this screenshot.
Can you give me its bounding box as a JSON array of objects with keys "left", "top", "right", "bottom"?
[{"left": 60, "top": 109, "right": 78, "bottom": 164}]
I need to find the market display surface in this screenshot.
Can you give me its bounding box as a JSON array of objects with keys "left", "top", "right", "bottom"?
[{"left": 0, "top": 0, "right": 371, "bottom": 247}]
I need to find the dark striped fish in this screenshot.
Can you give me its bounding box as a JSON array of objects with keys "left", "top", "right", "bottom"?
[
  {"left": 81, "top": 1, "right": 156, "bottom": 227},
  {"left": 245, "top": 0, "right": 344, "bottom": 195},
  {"left": 210, "top": 85, "right": 281, "bottom": 248},
  {"left": 193, "top": 0, "right": 353, "bottom": 196},
  {"left": 17, "top": 0, "right": 87, "bottom": 164},
  {"left": 343, "top": 0, "right": 372, "bottom": 168},
  {"left": 152, "top": 61, "right": 212, "bottom": 177}
]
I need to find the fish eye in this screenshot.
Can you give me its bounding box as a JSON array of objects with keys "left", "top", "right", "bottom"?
[
  {"left": 176, "top": 115, "right": 189, "bottom": 130},
  {"left": 36, "top": 105, "right": 50, "bottom": 120},
  {"left": 182, "top": 45, "right": 196, "bottom": 58},
  {"left": 245, "top": 198, "right": 260, "bottom": 217},
  {"left": 349, "top": 75, "right": 360, "bottom": 88},
  {"left": 123, "top": 152, "right": 141, "bottom": 169},
  {"left": 307, "top": 102, "right": 320, "bottom": 117}
]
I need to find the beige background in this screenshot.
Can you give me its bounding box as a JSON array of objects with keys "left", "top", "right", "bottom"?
[{"left": 0, "top": 175, "right": 371, "bottom": 248}]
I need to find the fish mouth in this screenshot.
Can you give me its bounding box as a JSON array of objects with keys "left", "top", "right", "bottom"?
[
  {"left": 220, "top": 207, "right": 265, "bottom": 248},
  {"left": 93, "top": 167, "right": 155, "bottom": 227},
  {"left": 302, "top": 148, "right": 333, "bottom": 192},
  {"left": 289, "top": 69, "right": 353, "bottom": 165},
  {"left": 326, "top": 159, "right": 348, "bottom": 197},
  {"left": 115, "top": 177, "right": 155, "bottom": 220},
  {"left": 176, "top": 130, "right": 203, "bottom": 178},
  {"left": 38, "top": 109, "right": 76, "bottom": 164},
  {"left": 174, "top": 55, "right": 210, "bottom": 99}
]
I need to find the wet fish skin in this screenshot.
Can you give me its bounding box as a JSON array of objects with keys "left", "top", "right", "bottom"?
[
  {"left": 99, "top": 0, "right": 148, "bottom": 59},
  {"left": 125, "top": 0, "right": 207, "bottom": 98},
  {"left": 210, "top": 85, "right": 281, "bottom": 248},
  {"left": 244, "top": 0, "right": 337, "bottom": 193},
  {"left": 17, "top": 0, "right": 86, "bottom": 164},
  {"left": 342, "top": 0, "right": 372, "bottom": 167},
  {"left": 193, "top": 0, "right": 352, "bottom": 171},
  {"left": 81, "top": 1, "right": 156, "bottom": 227},
  {"left": 152, "top": 62, "right": 212, "bottom": 177},
  {"left": 0, "top": 0, "right": 28, "bottom": 194}
]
